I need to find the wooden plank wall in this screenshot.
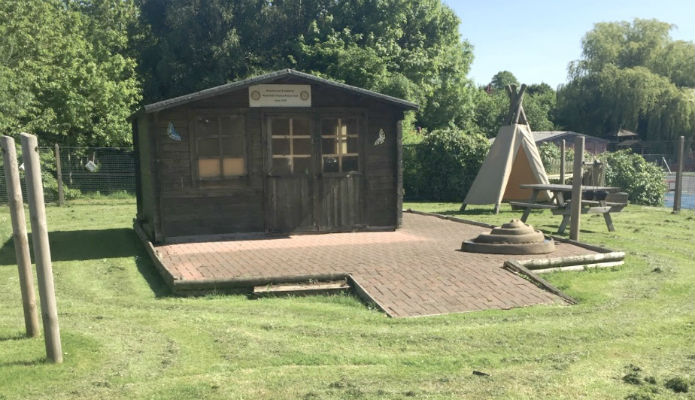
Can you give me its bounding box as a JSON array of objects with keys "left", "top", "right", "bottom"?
[
  {"left": 364, "top": 103, "right": 398, "bottom": 228},
  {"left": 144, "top": 80, "right": 401, "bottom": 239}
]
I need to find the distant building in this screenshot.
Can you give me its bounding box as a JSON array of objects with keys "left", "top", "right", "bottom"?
[
  {"left": 490, "top": 130, "right": 609, "bottom": 155},
  {"left": 609, "top": 129, "right": 643, "bottom": 152},
  {"left": 532, "top": 131, "right": 610, "bottom": 154}
]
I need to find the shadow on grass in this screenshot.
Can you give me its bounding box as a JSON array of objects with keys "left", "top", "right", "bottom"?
[
  {"left": 0, "top": 332, "right": 29, "bottom": 342},
  {"left": 0, "top": 228, "right": 169, "bottom": 297},
  {"left": 0, "top": 357, "right": 46, "bottom": 367}
]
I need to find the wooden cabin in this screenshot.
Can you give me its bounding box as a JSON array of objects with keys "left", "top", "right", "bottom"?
[{"left": 132, "top": 69, "right": 418, "bottom": 243}]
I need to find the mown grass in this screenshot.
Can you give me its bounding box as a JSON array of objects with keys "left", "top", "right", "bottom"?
[{"left": 0, "top": 199, "right": 693, "bottom": 399}]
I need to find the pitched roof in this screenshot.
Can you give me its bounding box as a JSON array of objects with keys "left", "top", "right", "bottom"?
[
  {"left": 489, "top": 130, "right": 609, "bottom": 144},
  {"left": 140, "top": 69, "right": 419, "bottom": 114},
  {"left": 532, "top": 131, "right": 610, "bottom": 144},
  {"left": 613, "top": 129, "right": 639, "bottom": 138}
]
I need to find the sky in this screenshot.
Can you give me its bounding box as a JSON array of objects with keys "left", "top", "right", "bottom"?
[{"left": 445, "top": 0, "right": 695, "bottom": 89}]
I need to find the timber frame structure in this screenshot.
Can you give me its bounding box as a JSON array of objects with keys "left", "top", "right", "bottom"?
[{"left": 131, "top": 69, "right": 418, "bottom": 243}]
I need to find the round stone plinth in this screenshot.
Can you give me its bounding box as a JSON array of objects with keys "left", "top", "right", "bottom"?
[{"left": 461, "top": 219, "right": 555, "bottom": 255}]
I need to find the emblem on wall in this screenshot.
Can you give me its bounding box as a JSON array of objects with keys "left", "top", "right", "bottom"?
[
  {"left": 374, "top": 128, "right": 386, "bottom": 146},
  {"left": 167, "top": 121, "right": 182, "bottom": 141}
]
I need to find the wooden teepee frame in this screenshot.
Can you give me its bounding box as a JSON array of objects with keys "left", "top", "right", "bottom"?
[{"left": 505, "top": 84, "right": 529, "bottom": 126}]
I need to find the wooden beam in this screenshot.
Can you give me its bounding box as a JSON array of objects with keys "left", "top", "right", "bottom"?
[
  {"left": 0, "top": 136, "right": 40, "bottom": 338},
  {"left": 396, "top": 120, "right": 403, "bottom": 227},
  {"left": 673, "top": 135, "right": 684, "bottom": 213},
  {"left": 570, "top": 136, "right": 584, "bottom": 240},
  {"left": 560, "top": 139, "right": 566, "bottom": 184},
  {"left": 20, "top": 133, "right": 63, "bottom": 363},
  {"left": 54, "top": 143, "right": 64, "bottom": 206},
  {"left": 503, "top": 260, "right": 577, "bottom": 304}
]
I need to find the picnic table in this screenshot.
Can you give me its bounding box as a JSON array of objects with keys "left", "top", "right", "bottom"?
[{"left": 510, "top": 183, "right": 627, "bottom": 234}]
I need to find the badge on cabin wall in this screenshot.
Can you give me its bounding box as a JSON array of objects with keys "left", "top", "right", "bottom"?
[
  {"left": 374, "top": 128, "right": 386, "bottom": 145},
  {"left": 248, "top": 84, "right": 311, "bottom": 107},
  {"left": 167, "top": 121, "right": 182, "bottom": 141}
]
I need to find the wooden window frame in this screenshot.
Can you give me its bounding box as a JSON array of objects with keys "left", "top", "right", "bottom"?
[
  {"left": 320, "top": 117, "right": 360, "bottom": 174},
  {"left": 193, "top": 114, "right": 248, "bottom": 181},
  {"left": 269, "top": 116, "right": 312, "bottom": 175}
]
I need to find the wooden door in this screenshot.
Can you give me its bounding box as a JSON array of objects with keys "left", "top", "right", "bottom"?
[
  {"left": 265, "top": 116, "right": 316, "bottom": 232},
  {"left": 317, "top": 117, "right": 363, "bottom": 230}
]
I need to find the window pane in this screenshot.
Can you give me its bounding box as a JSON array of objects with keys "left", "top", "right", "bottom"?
[
  {"left": 343, "top": 156, "right": 359, "bottom": 172},
  {"left": 322, "top": 119, "right": 339, "bottom": 136},
  {"left": 222, "top": 157, "right": 245, "bottom": 176},
  {"left": 344, "top": 118, "right": 359, "bottom": 136},
  {"left": 271, "top": 118, "right": 290, "bottom": 136},
  {"left": 272, "top": 157, "right": 291, "bottom": 174},
  {"left": 322, "top": 138, "right": 337, "bottom": 155},
  {"left": 198, "top": 138, "right": 219, "bottom": 157},
  {"left": 222, "top": 135, "right": 244, "bottom": 157},
  {"left": 272, "top": 138, "right": 290, "bottom": 155},
  {"left": 293, "top": 118, "right": 311, "bottom": 136},
  {"left": 323, "top": 156, "right": 339, "bottom": 173},
  {"left": 294, "top": 138, "right": 311, "bottom": 155},
  {"left": 294, "top": 157, "right": 312, "bottom": 174},
  {"left": 198, "top": 158, "right": 220, "bottom": 178},
  {"left": 346, "top": 137, "right": 359, "bottom": 154}
]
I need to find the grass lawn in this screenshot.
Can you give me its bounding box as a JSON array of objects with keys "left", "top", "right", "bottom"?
[{"left": 0, "top": 198, "right": 693, "bottom": 399}]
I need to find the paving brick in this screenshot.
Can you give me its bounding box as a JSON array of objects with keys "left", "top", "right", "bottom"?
[{"left": 152, "top": 213, "right": 596, "bottom": 317}]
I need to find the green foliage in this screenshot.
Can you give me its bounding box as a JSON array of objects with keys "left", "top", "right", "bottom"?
[
  {"left": 0, "top": 0, "right": 141, "bottom": 146},
  {"left": 599, "top": 150, "right": 666, "bottom": 206},
  {"left": 558, "top": 19, "right": 695, "bottom": 143},
  {"left": 135, "top": 0, "right": 476, "bottom": 131},
  {"left": 473, "top": 85, "right": 557, "bottom": 137},
  {"left": 405, "top": 128, "right": 489, "bottom": 201},
  {"left": 490, "top": 70, "right": 519, "bottom": 89}
]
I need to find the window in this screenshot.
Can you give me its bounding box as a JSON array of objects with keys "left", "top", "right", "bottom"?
[
  {"left": 270, "top": 117, "right": 312, "bottom": 174},
  {"left": 321, "top": 118, "right": 359, "bottom": 173},
  {"left": 196, "top": 115, "right": 246, "bottom": 179}
]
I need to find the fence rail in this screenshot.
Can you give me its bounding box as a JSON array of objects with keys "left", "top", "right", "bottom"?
[{"left": 1, "top": 144, "right": 692, "bottom": 206}]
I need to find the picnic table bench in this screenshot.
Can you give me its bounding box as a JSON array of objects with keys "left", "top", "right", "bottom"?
[{"left": 510, "top": 184, "right": 627, "bottom": 234}]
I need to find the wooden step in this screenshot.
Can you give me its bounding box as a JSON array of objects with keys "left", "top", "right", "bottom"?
[{"left": 253, "top": 280, "right": 350, "bottom": 297}]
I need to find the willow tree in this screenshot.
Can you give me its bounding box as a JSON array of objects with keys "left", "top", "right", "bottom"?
[{"left": 557, "top": 18, "right": 695, "bottom": 147}]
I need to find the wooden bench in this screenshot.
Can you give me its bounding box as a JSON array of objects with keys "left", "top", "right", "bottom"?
[
  {"left": 552, "top": 192, "right": 628, "bottom": 233},
  {"left": 509, "top": 201, "right": 560, "bottom": 223}
]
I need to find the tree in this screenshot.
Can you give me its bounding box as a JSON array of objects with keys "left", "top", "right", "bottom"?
[
  {"left": 490, "top": 70, "right": 519, "bottom": 90},
  {"left": 473, "top": 83, "right": 557, "bottom": 137},
  {"left": 135, "top": 0, "right": 477, "bottom": 131},
  {"left": 558, "top": 19, "right": 695, "bottom": 145},
  {"left": 0, "top": 0, "right": 141, "bottom": 146}
]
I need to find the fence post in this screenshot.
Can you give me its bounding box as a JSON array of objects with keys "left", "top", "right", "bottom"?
[
  {"left": 560, "top": 139, "right": 566, "bottom": 184},
  {"left": 570, "top": 136, "right": 585, "bottom": 241},
  {"left": 673, "top": 136, "right": 684, "bottom": 213},
  {"left": 55, "top": 143, "right": 64, "bottom": 206},
  {"left": 0, "top": 136, "right": 40, "bottom": 338},
  {"left": 20, "top": 133, "right": 63, "bottom": 363}
]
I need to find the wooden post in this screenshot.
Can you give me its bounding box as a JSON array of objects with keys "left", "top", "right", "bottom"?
[
  {"left": 570, "top": 136, "right": 584, "bottom": 240},
  {"left": 54, "top": 143, "right": 64, "bottom": 206},
  {"left": 0, "top": 136, "right": 40, "bottom": 338},
  {"left": 673, "top": 136, "right": 684, "bottom": 213},
  {"left": 560, "top": 139, "right": 566, "bottom": 184},
  {"left": 20, "top": 133, "right": 63, "bottom": 363}
]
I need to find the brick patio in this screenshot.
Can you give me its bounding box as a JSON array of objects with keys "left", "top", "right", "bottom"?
[{"left": 149, "top": 212, "right": 598, "bottom": 317}]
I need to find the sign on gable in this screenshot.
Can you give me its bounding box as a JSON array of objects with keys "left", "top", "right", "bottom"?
[{"left": 248, "top": 84, "right": 311, "bottom": 107}]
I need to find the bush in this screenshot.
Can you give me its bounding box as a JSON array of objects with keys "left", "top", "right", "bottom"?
[
  {"left": 599, "top": 150, "right": 665, "bottom": 206},
  {"left": 404, "top": 128, "right": 489, "bottom": 201}
]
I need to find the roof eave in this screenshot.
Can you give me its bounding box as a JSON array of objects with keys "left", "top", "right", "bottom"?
[{"left": 141, "top": 69, "right": 418, "bottom": 114}]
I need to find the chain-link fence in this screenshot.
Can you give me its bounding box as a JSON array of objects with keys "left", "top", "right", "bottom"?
[{"left": 0, "top": 146, "right": 136, "bottom": 203}]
